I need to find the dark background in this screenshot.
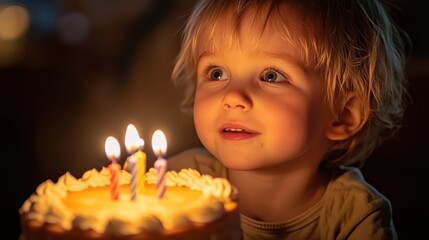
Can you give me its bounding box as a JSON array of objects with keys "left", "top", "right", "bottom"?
[{"left": 1, "top": 0, "right": 427, "bottom": 239}]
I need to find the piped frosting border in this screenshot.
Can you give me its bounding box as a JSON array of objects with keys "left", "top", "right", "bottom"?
[{"left": 20, "top": 167, "right": 236, "bottom": 236}]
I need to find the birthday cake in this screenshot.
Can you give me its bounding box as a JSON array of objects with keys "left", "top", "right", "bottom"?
[{"left": 19, "top": 167, "right": 241, "bottom": 240}]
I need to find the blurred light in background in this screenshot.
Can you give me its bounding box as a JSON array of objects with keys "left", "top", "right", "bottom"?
[
  {"left": 57, "top": 12, "right": 89, "bottom": 45},
  {"left": 0, "top": 3, "right": 29, "bottom": 67},
  {"left": 0, "top": 4, "right": 30, "bottom": 40}
]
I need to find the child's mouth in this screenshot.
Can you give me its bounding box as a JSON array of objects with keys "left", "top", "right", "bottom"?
[
  {"left": 224, "top": 128, "right": 249, "bottom": 133},
  {"left": 220, "top": 126, "right": 259, "bottom": 140}
]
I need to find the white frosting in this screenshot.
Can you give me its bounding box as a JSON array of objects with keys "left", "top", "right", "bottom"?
[
  {"left": 21, "top": 167, "right": 235, "bottom": 237},
  {"left": 36, "top": 179, "right": 67, "bottom": 198},
  {"left": 145, "top": 168, "right": 234, "bottom": 201},
  {"left": 82, "top": 168, "right": 110, "bottom": 187},
  {"left": 73, "top": 214, "right": 104, "bottom": 232},
  {"left": 105, "top": 218, "right": 140, "bottom": 237},
  {"left": 138, "top": 215, "right": 164, "bottom": 232},
  {"left": 187, "top": 200, "right": 225, "bottom": 223},
  {"left": 57, "top": 172, "right": 88, "bottom": 192}
]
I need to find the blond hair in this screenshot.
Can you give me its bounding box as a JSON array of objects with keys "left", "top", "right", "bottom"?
[{"left": 172, "top": 0, "right": 409, "bottom": 167}]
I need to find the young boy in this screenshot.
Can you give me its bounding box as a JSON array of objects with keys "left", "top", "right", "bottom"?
[{"left": 168, "top": 0, "right": 408, "bottom": 239}]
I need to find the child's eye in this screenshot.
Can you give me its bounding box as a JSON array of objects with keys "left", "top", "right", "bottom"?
[
  {"left": 261, "top": 69, "right": 287, "bottom": 83},
  {"left": 207, "top": 67, "right": 229, "bottom": 81}
]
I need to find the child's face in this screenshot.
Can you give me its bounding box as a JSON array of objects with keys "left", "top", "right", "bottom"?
[{"left": 193, "top": 6, "right": 334, "bottom": 171}]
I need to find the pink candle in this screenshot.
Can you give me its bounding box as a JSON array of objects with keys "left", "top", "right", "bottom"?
[
  {"left": 152, "top": 130, "right": 167, "bottom": 199},
  {"left": 105, "top": 136, "right": 121, "bottom": 201},
  {"left": 108, "top": 160, "right": 121, "bottom": 200},
  {"left": 154, "top": 157, "right": 167, "bottom": 199}
]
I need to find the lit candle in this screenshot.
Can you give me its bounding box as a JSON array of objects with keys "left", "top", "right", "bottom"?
[
  {"left": 105, "top": 136, "right": 121, "bottom": 201},
  {"left": 152, "top": 130, "right": 167, "bottom": 199},
  {"left": 128, "top": 154, "right": 138, "bottom": 200},
  {"left": 125, "top": 124, "right": 146, "bottom": 200},
  {"left": 135, "top": 150, "right": 146, "bottom": 194}
]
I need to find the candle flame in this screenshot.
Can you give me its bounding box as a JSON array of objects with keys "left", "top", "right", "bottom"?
[
  {"left": 125, "top": 124, "right": 144, "bottom": 153},
  {"left": 105, "top": 136, "right": 120, "bottom": 161},
  {"left": 152, "top": 129, "right": 167, "bottom": 157}
]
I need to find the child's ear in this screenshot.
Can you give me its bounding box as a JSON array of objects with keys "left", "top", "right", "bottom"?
[{"left": 325, "top": 94, "right": 368, "bottom": 141}]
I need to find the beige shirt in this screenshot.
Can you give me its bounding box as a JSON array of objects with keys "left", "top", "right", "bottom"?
[{"left": 168, "top": 148, "right": 398, "bottom": 240}]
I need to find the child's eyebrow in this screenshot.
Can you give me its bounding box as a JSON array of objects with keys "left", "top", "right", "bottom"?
[
  {"left": 196, "top": 50, "right": 307, "bottom": 74},
  {"left": 262, "top": 52, "right": 306, "bottom": 72},
  {"left": 196, "top": 51, "right": 219, "bottom": 66},
  {"left": 197, "top": 51, "right": 213, "bottom": 61}
]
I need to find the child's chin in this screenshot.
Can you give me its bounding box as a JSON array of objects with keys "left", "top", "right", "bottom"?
[{"left": 220, "top": 158, "right": 263, "bottom": 171}]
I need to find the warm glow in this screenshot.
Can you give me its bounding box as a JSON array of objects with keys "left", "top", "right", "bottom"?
[
  {"left": 125, "top": 124, "right": 144, "bottom": 153},
  {"left": 0, "top": 4, "right": 30, "bottom": 40},
  {"left": 105, "top": 136, "right": 120, "bottom": 161},
  {"left": 152, "top": 130, "right": 167, "bottom": 156}
]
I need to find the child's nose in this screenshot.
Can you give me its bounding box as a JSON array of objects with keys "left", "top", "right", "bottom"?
[{"left": 222, "top": 90, "right": 252, "bottom": 111}]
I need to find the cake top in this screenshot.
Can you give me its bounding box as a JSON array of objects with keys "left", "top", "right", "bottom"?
[{"left": 20, "top": 167, "right": 237, "bottom": 237}]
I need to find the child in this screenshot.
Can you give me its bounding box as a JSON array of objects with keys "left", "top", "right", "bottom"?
[{"left": 168, "top": 0, "right": 409, "bottom": 239}]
